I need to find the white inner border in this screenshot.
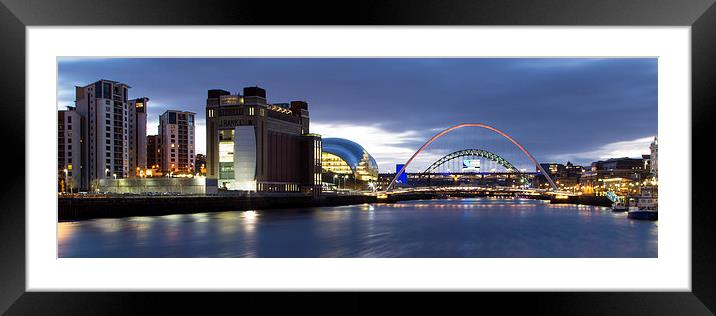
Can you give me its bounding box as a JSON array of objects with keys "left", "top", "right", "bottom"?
[{"left": 27, "top": 26, "right": 690, "bottom": 291}]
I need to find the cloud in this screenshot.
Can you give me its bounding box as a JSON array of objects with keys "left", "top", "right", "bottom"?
[
  {"left": 311, "top": 122, "right": 437, "bottom": 172},
  {"left": 552, "top": 136, "right": 656, "bottom": 163}
]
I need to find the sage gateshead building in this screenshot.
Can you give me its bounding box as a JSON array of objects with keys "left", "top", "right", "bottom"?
[
  {"left": 322, "top": 138, "right": 379, "bottom": 181},
  {"left": 205, "top": 86, "right": 322, "bottom": 196}
]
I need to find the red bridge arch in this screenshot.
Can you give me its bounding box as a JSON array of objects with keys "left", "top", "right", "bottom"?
[{"left": 386, "top": 123, "right": 558, "bottom": 191}]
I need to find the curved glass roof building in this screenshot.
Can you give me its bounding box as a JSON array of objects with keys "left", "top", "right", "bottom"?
[{"left": 322, "top": 138, "right": 379, "bottom": 181}]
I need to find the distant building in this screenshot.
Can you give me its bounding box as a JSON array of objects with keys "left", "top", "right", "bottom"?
[
  {"left": 146, "top": 135, "right": 161, "bottom": 175},
  {"left": 580, "top": 157, "right": 649, "bottom": 196},
  {"left": 535, "top": 162, "right": 584, "bottom": 190},
  {"left": 57, "top": 107, "right": 84, "bottom": 192},
  {"left": 321, "top": 138, "right": 379, "bottom": 182},
  {"left": 539, "top": 163, "right": 567, "bottom": 177},
  {"left": 158, "top": 110, "right": 196, "bottom": 174},
  {"left": 205, "top": 86, "right": 321, "bottom": 195},
  {"left": 650, "top": 136, "right": 658, "bottom": 179},
  {"left": 74, "top": 79, "right": 131, "bottom": 188},
  {"left": 127, "top": 97, "right": 148, "bottom": 177}
]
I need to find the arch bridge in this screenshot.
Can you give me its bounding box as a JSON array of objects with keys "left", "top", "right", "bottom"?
[
  {"left": 421, "top": 148, "right": 519, "bottom": 175},
  {"left": 386, "top": 123, "right": 558, "bottom": 191}
]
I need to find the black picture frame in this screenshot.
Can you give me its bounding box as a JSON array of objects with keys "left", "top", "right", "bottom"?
[{"left": 1, "top": 0, "right": 714, "bottom": 314}]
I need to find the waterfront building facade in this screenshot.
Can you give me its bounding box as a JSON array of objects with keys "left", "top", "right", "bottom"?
[
  {"left": 74, "top": 79, "right": 131, "bottom": 188},
  {"left": 158, "top": 110, "right": 196, "bottom": 174},
  {"left": 128, "top": 97, "right": 148, "bottom": 177},
  {"left": 57, "top": 107, "right": 84, "bottom": 192},
  {"left": 579, "top": 157, "right": 650, "bottom": 196},
  {"left": 321, "top": 138, "right": 379, "bottom": 182},
  {"left": 205, "top": 86, "right": 321, "bottom": 195}
]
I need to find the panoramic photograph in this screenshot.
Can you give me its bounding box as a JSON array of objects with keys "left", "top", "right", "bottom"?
[{"left": 56, "top": 58, "right": 658, "bottom": 258}]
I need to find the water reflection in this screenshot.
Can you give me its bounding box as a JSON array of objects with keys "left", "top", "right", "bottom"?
[{"left": 58, "top": 198, "right": 657, "bottom": 258}]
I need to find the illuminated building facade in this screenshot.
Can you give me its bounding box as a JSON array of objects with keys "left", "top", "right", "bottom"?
[
  {"left": 579, "top": 157, "right": 650, "bottom": 195},
  {"left": 128, "top": 97, "right": 148, "bottom": 177},
  {"left": 205, "top": 86, "right": 321, "bottom": 195},
  {"left": 322, "top": 138, "right": 379, "bottom": 181},
  {"left": 159, "top": 110, "right": 196, "bottom": 174}
]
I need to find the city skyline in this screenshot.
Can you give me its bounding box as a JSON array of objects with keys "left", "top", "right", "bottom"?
[{"left": 58, "top": 58, "right": 657, "bottom": 172}]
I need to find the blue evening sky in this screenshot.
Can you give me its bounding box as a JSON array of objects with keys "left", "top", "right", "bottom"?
[{"left": 58, "top": 58, "right": 657, "bottom": 172}]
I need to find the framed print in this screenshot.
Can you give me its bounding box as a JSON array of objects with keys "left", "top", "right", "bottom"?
[{"left": 1, "top": 0, "right": 715, "bottom": 314}]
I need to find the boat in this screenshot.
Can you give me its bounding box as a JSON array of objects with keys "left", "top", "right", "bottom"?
[
  {"left": 627, "top": 185, "right": 658, "bottom": 220},
  {"left": 611, "top": 202, "right": 628, "bottom": 212}
]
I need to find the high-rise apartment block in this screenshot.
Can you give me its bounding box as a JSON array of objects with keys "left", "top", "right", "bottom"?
[
  {"left": 74, "top": 79, "right": 131, "bottom": 185},
  {"left": 57, "top": 107, "right": 84, "bottom": 192},
  {"left": 158, "top": 110, "right": 196, "bottom": 174}
]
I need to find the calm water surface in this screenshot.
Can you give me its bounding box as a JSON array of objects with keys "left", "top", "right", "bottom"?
[{"left": 58, "top": 198, "right": 657, "bottom": 258}]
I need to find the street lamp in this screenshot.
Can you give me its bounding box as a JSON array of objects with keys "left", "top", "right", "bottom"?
[
  {"left": 63, "top": 168, "right": 68, "bottom": 193},
  {"left": 344, "top": 175, "right": 349, "bottom": 190},
  {"left": 333, "top": 174, "right": 338, "bottom": 190}
]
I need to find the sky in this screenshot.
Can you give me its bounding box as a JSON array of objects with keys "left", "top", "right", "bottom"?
[{"left": 57, "top": 58, "right": 657, "bottom": 173}]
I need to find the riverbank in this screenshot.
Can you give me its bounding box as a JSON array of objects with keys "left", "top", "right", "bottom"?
[
  {"left": 58, "top": 191, "right": 612, "bottom": 221},
  {"left": 59, "top": 194, "right": 377, "bottom": 221}
]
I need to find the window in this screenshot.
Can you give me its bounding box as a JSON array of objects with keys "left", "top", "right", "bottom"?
[
  {"left": 67, "top": 145, "right": 72, "bottom": 150},
  {"left": 106, "top": 146, "right": 110, "bottom": 150},
  {"left": 106, "top": 113, "right": 110, "bottom": 118},
  {"left": 168, "top": 112, "right": 177, "bottom": 124},
  {"left": 171, "top": 154, "right": 176, "bottom": 157},
  {"left": 106, "top": 120, "right": 110, "bottom": 125},
  {"left": 68, "top": 158, "right": 72, "bottom": 163},
  {"left": 67, "top": 116, "right": 72, "bottom": 123},
  {"left": 68, "top": 152, "right": 72, "bottom": 156},
  {"left": 67, "top": 125, "right": 72, "bottom": 130},
  {"left": 106, "top": 152, "right": 110, "bottom": 157},
  {"left": 106, "top": 159, "right": 110, "bottom": 163},
  {"left": 105, "top": 100, "right": 110, "bottom": 105},
  {"left": 106, "top": 126, "right": 110, "bottom": 131},
  {"left": 106, "top": 140, "right": 110, "bottom": 144}
]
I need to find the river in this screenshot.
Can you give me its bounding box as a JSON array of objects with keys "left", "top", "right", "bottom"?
[{"left": 58, "top": 198, "right": 657, "bottom": 258}]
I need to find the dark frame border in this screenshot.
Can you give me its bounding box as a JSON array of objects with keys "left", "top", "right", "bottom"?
[{"left": 1, "top": 0, "right": 714, "bottom": 314}]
